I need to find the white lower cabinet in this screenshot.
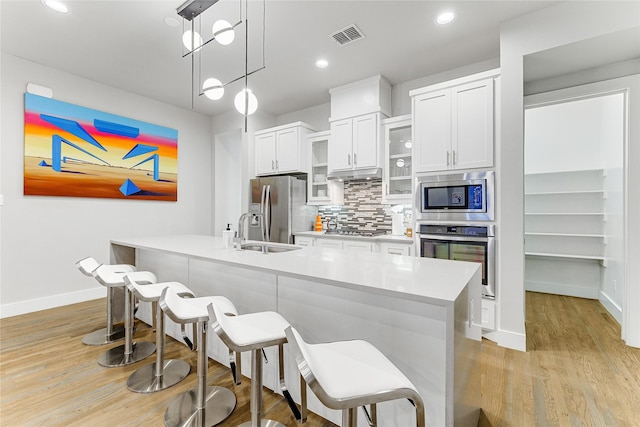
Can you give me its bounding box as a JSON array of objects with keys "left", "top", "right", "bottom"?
[
  {"left": 296, "top": 235, "right": 413, "bottom": 255},
  {"left": 481, "top": 299, "right": 495, "bottom": 331},
  {"left": 294, "top": 236, "right": 315, "bottom": 247},
  {"left": 380, "top": 241, "right": 412, "bottom": 256}
]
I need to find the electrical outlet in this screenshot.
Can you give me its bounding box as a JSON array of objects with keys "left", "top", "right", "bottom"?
[{"left": 613, "top": 280, "right": 617, "bottom": 292}]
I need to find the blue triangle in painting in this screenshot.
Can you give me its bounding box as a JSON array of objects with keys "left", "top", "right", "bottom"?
[
  {"left": 122, "top": 144, "right": 158, "bottom": 160},
  {"left": 119, "top": 179, "right": 141, "bottom": 196},
  {"left": 39, "top": 160, "right": 49, "bottom": 166}
]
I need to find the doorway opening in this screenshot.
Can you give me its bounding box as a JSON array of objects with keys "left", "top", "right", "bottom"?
[{"left": 524, "top": 89, "right": 626, "bottom": 324}]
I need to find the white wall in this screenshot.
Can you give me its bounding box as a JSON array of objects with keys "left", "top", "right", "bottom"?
[
  {"left": 277, "top": 103, "right": 330, "bottom": 131},
  {"left": 500, "top": 1, "right": 640, "bottom": 350},
  {"left": 0, "top": 54, "right": 214, "bottom": 317}
]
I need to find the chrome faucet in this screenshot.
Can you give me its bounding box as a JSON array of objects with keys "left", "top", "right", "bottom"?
[{"left": 235, "top": 212, "right": 263, "bottom": 249}]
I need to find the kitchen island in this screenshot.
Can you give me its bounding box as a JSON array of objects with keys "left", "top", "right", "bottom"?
[{"left": 110, "top": 234, "right": 482, "bottom": 427}]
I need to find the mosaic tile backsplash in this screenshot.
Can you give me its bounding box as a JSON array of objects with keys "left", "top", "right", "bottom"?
[{"left": 318, "top": 178, "right": 410, "bottom": 232}]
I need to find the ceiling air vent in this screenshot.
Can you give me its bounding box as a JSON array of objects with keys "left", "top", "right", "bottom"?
[{"left": 330, "top": 24, "right": 365, "bottom": 46}]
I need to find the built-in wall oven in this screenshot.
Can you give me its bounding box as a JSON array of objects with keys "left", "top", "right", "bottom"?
[{"left": 417, "top": 224, "right": 495, "bottom": 299}]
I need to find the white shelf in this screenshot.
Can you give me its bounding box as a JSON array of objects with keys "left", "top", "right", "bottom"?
[
  {"left": 525, "top": 190, "right": 605, "bottom": 196},
  {"left": 312, "top": 182, "right": 328, "bottom": 186},
  {"left": 389, "top": 176, "right": 412, "bottom": 181},
  {"left": 390, "top": 153, "right": 411, "bottom": 159},
  {"left": 313, "top": 163, "right": 328, "bottom": 168},
  {"left": 525, "top": 212, "right": 605, "bottom": 216},
  {"left": 525, "top": 232, "right": 605, "bottom": 238},
  {"left": 525, "top": 252, "right": 605, "bottom": 261}
]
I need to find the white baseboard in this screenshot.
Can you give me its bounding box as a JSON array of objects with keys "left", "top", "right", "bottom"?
[
  {"left": 0, "top": 287, "right": 105, "bottom": 319},
  {"left": 599, "top": 290, "right": 623, "bottom": 324},
  {"left": 496, "top": 328, "right": 526, "bottom": 352},
  {"left": 525, "top": 280, "right": 599, "bottom": 299}
]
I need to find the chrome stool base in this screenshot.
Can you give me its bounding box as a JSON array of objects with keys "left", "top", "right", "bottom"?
[
  {"left": 127, "top": 360, "right": 191, "bottom": 393},
  {"left": 239, "top": 420, "right": 286, "bottom": 427},
  {"left": 82, "top": 325, "right": 125, "bottom": 346},
  {"left": 164, "top": 385, "right": 236, "bottom": 427},
  {"left": 97, "top": 341, "right": 156, "bottom": 368}
]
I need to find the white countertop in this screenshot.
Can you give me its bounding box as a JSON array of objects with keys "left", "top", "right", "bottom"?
[
  {"left": 295, "top": 230, "right": 414, "bottom": 243},
  {"left": 111, "top": 234, "right": 480, "bottom": 306}
]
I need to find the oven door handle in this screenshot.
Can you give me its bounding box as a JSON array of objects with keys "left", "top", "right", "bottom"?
[{"left": 417, "top": 234, "right": 491, "bottom": 243}]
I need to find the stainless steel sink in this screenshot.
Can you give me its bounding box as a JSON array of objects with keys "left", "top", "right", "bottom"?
[{"left": 240, "top": 243, "right": 302, "bottom": 253}]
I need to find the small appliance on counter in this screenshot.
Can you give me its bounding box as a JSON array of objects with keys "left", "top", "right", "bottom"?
[{"left": 391, "top": 213, "right": 405, "bottom": 235}]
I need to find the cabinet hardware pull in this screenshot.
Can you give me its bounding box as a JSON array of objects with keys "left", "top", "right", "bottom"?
[
  {"left": 276, "top": 160, "right": 279, "bottom": 169},
  {"left": 447, "top": 151, "right": 450, "bottom": 167},
  {"left": 348, "top": 154, "right": 351, "bottom": 166},
  {"left": 354, "top": 153, "right": 357, "bottom": 165},
  {"left": 453, "top": 150, "right": 456, "bottom": 166},
  {"left": 272, "top": 160, "right": 275, "bottom": 170}
]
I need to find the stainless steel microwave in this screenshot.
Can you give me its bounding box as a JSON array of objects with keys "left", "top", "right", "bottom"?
[{"left": 415, "top": 171, "right": 494, "bottom": 221}]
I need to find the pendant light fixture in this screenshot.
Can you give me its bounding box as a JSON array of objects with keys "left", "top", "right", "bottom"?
[{"left": 177, "top": 0, "right": 266, "bottom": 129}]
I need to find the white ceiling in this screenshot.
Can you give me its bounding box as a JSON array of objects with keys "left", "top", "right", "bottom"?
[{"left": 5, "top": 0, "right": 631, "bottom": 118}]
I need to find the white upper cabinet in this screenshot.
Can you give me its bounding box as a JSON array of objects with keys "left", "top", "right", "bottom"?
[
  {"left": 330, "top": 112, "right": 380, "bottom": 172},
  {"left": 327, "top": 75, "right": 391, "bottom": 176},
  {"left": 382, "top": 115, "right": 412, "bottom": 204},
  {"left": 255, "top": 122, "right": 317, "bottom": 176},
  {"left": 411, "top": 69, "right": 499, "bottom": 173},
  {"left": 307, "top": 131, "right": 344, "bottom": 205}
]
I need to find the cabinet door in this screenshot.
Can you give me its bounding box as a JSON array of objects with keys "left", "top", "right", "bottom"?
[
  {"left": 380, "top": 242, "right": 412, "bottom": 256},
  {"left": 352, "top": 113, "right": 378, "bottom": 169},
  {"left": 343, "top": 241, "right": 374, "bottom": 252},
  {"left": 330, "top": 119, "right": 353, "bottom": 171},
  {"left": 452, "top": 79, "right": 494, "bottom": 170},
  {"left": 275, "top": 127, "right": 299, "bottom": 173},
  {"left": 255, "top": 132, "right": 276, "bottom": 175},
  {"left": 413, "top": 89, "right": 451, "bottom": 173},
  {"left": 317, "top": 239, "right": 343, "bottom": 250},
  {"left": 295, "top": 236, "right": 315, "bottom": 247}
]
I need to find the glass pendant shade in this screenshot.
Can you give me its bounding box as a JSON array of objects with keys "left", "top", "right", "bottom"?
[
  {"left": 182, "top": 30, "right": 203, "bottom": 52},
  {"left": 212, "top": 20, "right": 235, "bottom": 45},
  {"left": 203, "top": 78, "right": 224, "bottom": 100},
  {"left": 234, "top": 89, "right": 258, "bottom": 115}
]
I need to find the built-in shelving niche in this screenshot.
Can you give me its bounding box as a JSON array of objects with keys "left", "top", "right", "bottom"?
[{"left": 524, "top": 169, "right": 607, "bottom": 299}]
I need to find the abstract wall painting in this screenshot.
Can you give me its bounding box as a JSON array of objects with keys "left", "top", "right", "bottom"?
[{"left": 23, "top": 93, "right": 178, "bottom": 201}]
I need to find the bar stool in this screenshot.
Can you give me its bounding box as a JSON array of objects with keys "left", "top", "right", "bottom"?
[
  {"left": 159, "top": 287, "right": 237, "bottom": 427},
  {"left": 94, "top": 267, "right": 156, "bottom": 368},
  {"left": 207, "top": 297, "right": 301, "bottom": 427},
  {"left": 124, "top": 272, "right": 195, "bottom": 393},
  {"left": 76, "top": 256, "right": 135, "bottom": 345},
  {"left": 284, "top": 326, "right": 426, "bottom": 427}
]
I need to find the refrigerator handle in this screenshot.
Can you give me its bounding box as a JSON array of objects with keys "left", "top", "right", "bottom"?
[
  {"left": 265, "top": 185, "right": 272, "bottom": 242},
  {"left": 260, "top": 184, "right": 268, "bottom": 241}
]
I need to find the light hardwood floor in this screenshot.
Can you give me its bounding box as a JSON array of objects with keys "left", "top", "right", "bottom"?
[{"left": 1, "top": 292, "right": 639, "bottom": 426}]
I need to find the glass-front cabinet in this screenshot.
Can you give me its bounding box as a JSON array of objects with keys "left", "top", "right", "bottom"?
[
  {"left": 383, "top": 115, "right": 412, "bottom": 204},
  {"left": 307, "top": 131, "right": 344, "bottom": 205}
]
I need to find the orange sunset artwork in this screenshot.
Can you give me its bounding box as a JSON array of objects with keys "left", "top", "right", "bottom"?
[{"left": 24, "top": 93, "right": 178, "bottom": 201}]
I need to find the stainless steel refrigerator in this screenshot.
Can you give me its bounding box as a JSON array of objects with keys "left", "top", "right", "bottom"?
[{"left": 249, "top": 176, "right": 318, "bottom": 244}]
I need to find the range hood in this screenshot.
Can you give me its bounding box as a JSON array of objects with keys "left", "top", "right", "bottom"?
[{"left": 327, "top": 167, "right": 382, "bottom": 181}]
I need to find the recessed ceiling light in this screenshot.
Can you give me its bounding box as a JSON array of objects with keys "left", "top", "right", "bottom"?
[
  {"left": 316, "top": 59, "right": 329, "bottom": 69},
  {"left": 436, "top": 11, "right": 456, "bottom": 25},
  {"left": 164, "top": 17, "right": 180, "bottom": 27},
  {"left": 41, "top": 0, "right": 69, "bottom": 14}
]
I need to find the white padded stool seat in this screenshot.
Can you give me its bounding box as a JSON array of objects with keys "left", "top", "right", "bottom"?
[
  {"left": 75, "top": 256, "right": 136, "bottom": 346},
  {"left": 124, "top": 273, "right": 196, "bottom": 394},
  {"left": 209, "top": 298, "right": 289, "bottom": 351},
  {"left": 208, "top": 297, "right": 299, "bottom": 427},
  {"left": 285, "top": 326, "right": 426, "bottom": 427},
  {"left": 159, "top": 287, "right": 237, "bottom": 427}
]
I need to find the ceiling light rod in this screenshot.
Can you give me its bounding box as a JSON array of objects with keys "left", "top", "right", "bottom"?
[
  {"left": 177, "top": 0, "right": 219, "bottom": 20},
  {"left": 181, "top": 19, "right": 243, "bottom": 59},
  {"left": 198, "top": 66, "right": 265, "bottom": 96}
]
